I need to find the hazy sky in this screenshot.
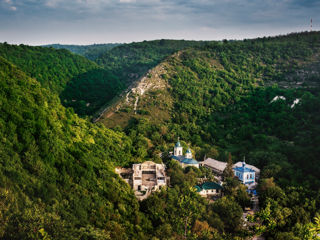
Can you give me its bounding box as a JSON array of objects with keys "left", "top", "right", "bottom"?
[{"left": 0, "top": 0, "right": 319, "bottom": 45}]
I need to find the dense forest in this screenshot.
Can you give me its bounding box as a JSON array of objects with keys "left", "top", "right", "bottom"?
[
  {"left": 43, "top": 43, "right": 121, "bottom": 61},
  {"left": 95, "top": 39, "right": 209, "bottom": 84},
  {"left": 0, "top": 40, "right": 207, "bottom": 116},
  {"left": 104, "top": 32, "right": 320, "bottom": 186},
  {"left": 0, "top": 52, "right": 264, "bottom": 240},
  {"left": 0, "top": 56, "right": 146, "bottom": 239},
  {"left": 0, "top": 43, "right": 124, "bottom": 116},
  {"left": 0, "top": 32, "right": 320, "bottom": 239},
  {"left": 99, "top": 32, "right": 320, "bottom": 238}
]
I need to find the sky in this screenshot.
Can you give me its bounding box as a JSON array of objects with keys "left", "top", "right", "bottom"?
[{"left": 0, "top": 0, "right": 319, "bottom": 45}]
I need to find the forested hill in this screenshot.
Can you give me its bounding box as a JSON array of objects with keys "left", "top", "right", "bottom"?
[
  {"left": 43, "top": 43, "right": 121, "bottom": 61},
  {"left": 0, "top": 41, "right": 209, "bottom": 117},
  {"left": 100, "top": 31, "right": 320, "bottom": 188},
  {"left": 95, "top": 39, "right": 209, "bottom": 84},
  {"left": 1, "top": 32, "right": 320, "bottom": 239},
  {"left": 0, "top": 56, "right": 148, "bottom": 239},
  {"left": 0, "top": 43, "right": 97, "bottom": 94},
  {"left": 101, "top": 31, "right": 320, "bottom": 128},
  {"left": 93, "top": 32, "right": 320, "bottom": 239},
  {"left": 0, "top": 43, "right": 123, "bottom": 116}
]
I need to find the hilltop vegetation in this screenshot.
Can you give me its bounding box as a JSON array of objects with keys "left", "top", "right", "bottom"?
[
  {"left": 43, "top": 43, "right": 121, "bottom": 61},
  {"left": 0, "top": 40, "right": 208, "bottom": 117},
  {"left": 0, "top": 43, "right": 124, "bottom": 116},
  {"left": 101, "top": 32, "right": 320, "bottom": 188},
  {"left": 0, "top": 56, "right": 148, "bottom": 239},
  {"left": 1, "top": 32, "right": 320, "bottom": 239},
  {"left": 95, "top": 39, "right": 209, "bottom": 87},
  {"left": 0, "top": 55, "right": 271, "bottom": 240},
  {"left": 0, "top": 43, "right": 97, "bottom": 94},
  {"left": 98, "top": 32, "right": 320, "bottom": 238}
]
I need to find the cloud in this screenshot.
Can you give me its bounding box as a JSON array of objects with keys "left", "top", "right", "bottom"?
[
  {"left": 2, "top": 0, "right": 17, "bottom": 11},
  {"left": 0, "top": 0, "right": 319, "bottom": 44},
  {"left": 45, "top": 0, "right": 62, "bottom": 8},
  {"left": 119, "top": 0, "right": 136, "bottom": 3}
]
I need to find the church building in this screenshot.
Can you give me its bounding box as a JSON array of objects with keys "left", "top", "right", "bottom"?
[
  {"left": 233, "top": 161, "right": 256, "bottom": 186},
  {"left": 171, "top": 139, "right": 199, "bottom": 168}
]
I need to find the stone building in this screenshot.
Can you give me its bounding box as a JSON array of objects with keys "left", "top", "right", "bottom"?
[
  {"left": 132, "top": 161, "right": 168, "bottom": 191},
  {"left": 116, "top": 161, "right": 169, "bottom": 199}
]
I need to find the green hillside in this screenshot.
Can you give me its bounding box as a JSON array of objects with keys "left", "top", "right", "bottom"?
[
  {"left": 0, "top": 41, "right": 209, "bottom": 117},
  {"left": 0, "top": 43, "right": 97, "bottom": 94},
  {"left": 101, "top": 32, "right": 320, "bottom": 188},
  {"left": 43, "top": 43, "right": 121, "bottom": 61},
  {"left": 0, "top": 55, "right": 260, "bottom": 240},
  {"left": 96, "top": 39, "right": 209, "bottom": 84},
  {"left": 1, "top": 32, "right": 320, "bottom": 239},
  {"left": 0, "top": 43, "right": 124, "bottom": 116},
  {"left": 98, "top": 32, "right": 320, "bottom": 238},
  {"left": 0, "top": 56, "right": 147, "bottom": 239}
]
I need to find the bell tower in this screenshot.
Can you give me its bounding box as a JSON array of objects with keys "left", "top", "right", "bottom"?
[
  {"left": 185, "top": 147, "right": 192, "bottom": 159},
  {"left": 174, "top": 137, "right": 183, "bottom": 156}
]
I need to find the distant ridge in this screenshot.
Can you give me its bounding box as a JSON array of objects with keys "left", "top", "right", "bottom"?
[{"left": 42, "top": 43, "right": 121, "bottom": 60}]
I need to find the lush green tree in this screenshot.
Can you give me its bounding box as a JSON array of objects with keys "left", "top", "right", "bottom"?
[{"left": 211, "top": 197, "right": 243, "bottom": 233}]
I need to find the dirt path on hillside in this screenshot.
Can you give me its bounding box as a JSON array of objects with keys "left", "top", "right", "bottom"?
[{"left": 105, "top": 111, "right": 115, "bottom": 118}]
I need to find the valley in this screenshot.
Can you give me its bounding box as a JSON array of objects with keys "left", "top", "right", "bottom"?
[{"left": 0, "top": 31, "right": 320, "bottom": 239}]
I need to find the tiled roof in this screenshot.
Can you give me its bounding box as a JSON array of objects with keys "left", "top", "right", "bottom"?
[
  {"left": 195, "top": 182, "right": 223, "bottom": 192},
  {"left": 195, "top": 185, "right": 202, "bottom": 192},
  {"left": 203, "top": 158, "right": 260, "bottom": 174},
  {"left": 202, "top": 158, "right": 227, "bottom": 172}
]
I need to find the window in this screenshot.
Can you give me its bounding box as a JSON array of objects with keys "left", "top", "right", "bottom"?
[{"left": 247, "top": 174, "right": 249, "bottom": 179}]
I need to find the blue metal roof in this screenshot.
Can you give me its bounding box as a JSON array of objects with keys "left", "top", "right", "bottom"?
[
  {"left": 186, "top": 148, "right": 191, "bottom": 153},
  {"left": 172, "top": 155, "right": 184, "bottom": 161},
  {"left": 233, "top": 166, "right": 255, "bottom": 173},
  {"left": 172, "top": 155, "right": 198, "bottom": 165},
  {"left": 181, "top": 158, "right": 199, "bottom": 164},
  {"left": 175, "top": 141, "right": 181, "bottom": 147}
]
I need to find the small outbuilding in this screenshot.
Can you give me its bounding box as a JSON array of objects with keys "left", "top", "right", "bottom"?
[{"left": 195, "top": 182, "right": 223, "bottom": 197}]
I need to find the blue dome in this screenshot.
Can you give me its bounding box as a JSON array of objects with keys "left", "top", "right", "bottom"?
[
  {"left": 175, "top": 141, "right": 181, "bottom": 147},
  {"left": 186, "top": 148, "right": 191, "bottom": 153}
]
